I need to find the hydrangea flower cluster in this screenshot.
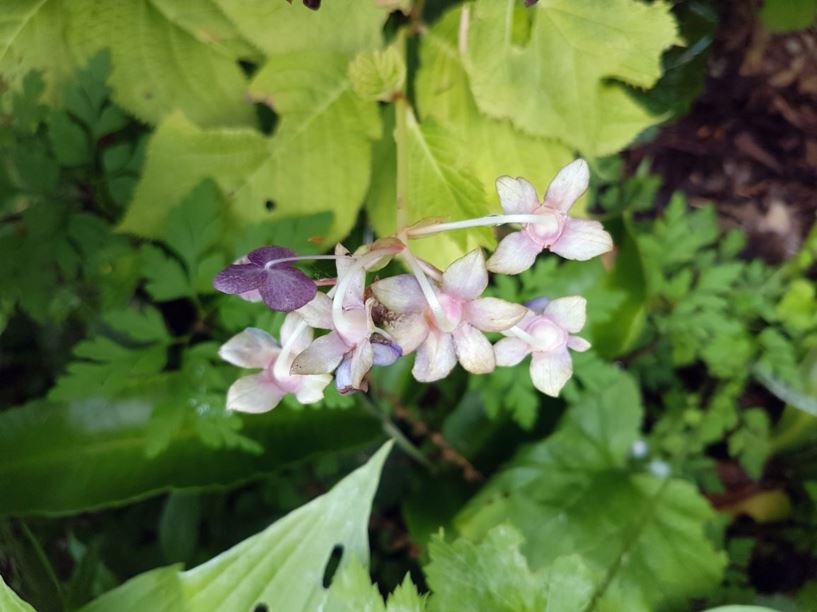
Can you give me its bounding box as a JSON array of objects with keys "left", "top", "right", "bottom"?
[{"left": 214, "top": 159, "right": 613, "bottom": 412}]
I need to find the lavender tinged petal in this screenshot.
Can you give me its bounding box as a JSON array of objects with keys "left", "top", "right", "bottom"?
[
  {"left": 452, "top": 324, "right": 495, "bottom": 374},
  {"left": 371, "top": 337, "right": 402, "bottom": 366},
  {"left": 335, "top": 354, "right": 353, "bottom": 392},
  {"left": 213, "top": 264, "right": 267, "bottom": 294},
  {"left": 290, "top": 331, "right": 347, "bottom": 375},
  {"left": 486, "top": 231, "right": 542, "bottom": 275},
  {"left": 442, "top": 249, "right": 488, "bottom": 300},
  {"left": 525, "top": 296, "right": 551, "bottom": 313},
  {"left": 549, "top": 218, "right": 613, "bottom": 261},
  {"left": 349, "top": 341, "right": 373, "bottom": 389},
  {"left": 247, "top": 246, "right": 297, "bottom": 267},
  {"left": 412, "top": 330, "right": 457, "bottom": 382},
  {"left": 259, "top": 268, "right": 317, "bottom": 311}
]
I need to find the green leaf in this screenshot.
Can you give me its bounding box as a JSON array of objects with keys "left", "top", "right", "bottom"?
[
  {"left": 759, "top": 0, "right": 817, "bottom": 32},
  {"left": 461, "top": 0, "right": 678, "bottom": 156},
  {"left": 121, "top": 52, "right": 380, "bottom": 245},
  {"left": 78, "top": 442, "right": 392, "bottom": 611},
  {"left": 213, "top": 0, "right": 390, "bottom": 56},
  {"left": 426, "top": 525, "right": 596, "bottom": 612},
  {"left": 162, "top": 180, "right": 225, "bottom": 275},
  {"left": 348, "top": 45, "right": 406, "bottom": 102},
  {"left": 0, "top": 575, "right": 34, "bottom": 612},
  {"left": 65, "top": 0, "right": 254, "bottom": 127},
  {"left": 456, "top": 375, "right": 727, "bottom": 611},
  {"left": 325, "top": 562, "right": 427, "bottom": 612},
  {"left": 140, "top": 243, "right": 192, "bottom": 302},
  {"left": 0, "top": 396, "right": 383, "bottom": 516},
  {"left": 48, "top": 111, "right": 90, "bottom": 166},
  {"left": 0, "top": 0, "right": 77, "bottom": 101},
  {"left": 416, "top": 8, "right": 572, "bottom": 206}
]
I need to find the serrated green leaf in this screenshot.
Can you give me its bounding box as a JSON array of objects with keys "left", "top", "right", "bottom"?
[
  {"left": 121, "top": 51, "right": 380, "bottom": 245},
  {"left": 0, "top": 395, "right": 382, "bottom": 516},
  {"left": 78, "top": 442, "right": 392, "bottom": 611},
  {"left": 140, "top": 243, "right": 192, "bottom": 301},
  {"left": 325, "top": 561, "right": 427, "bottom": 612},
  {"left": 348, "top": 45, "right": 406, "bottom": 102},
  {"left": 65, "top": 0, "right": 254, "bottom": 127},
  {"left": 462, "top": 0, "right": 678, "bottom": 156},
  {"left": 48, "top": 111, "right": 90, "bottom": 166},
  {"left": 416, "top": 8, "right": 572, "bottom": 205},
  {"left": 213, "top": 0, "right": 389, "bottom": 56},
  {"left": 0, "top": 0, "right": 76, "bottom": 101},
  {"left": 0, "top": 575, "right": 34, "bottom": 612},
  {"left": 457, "top": 375, "right": 726, "bottom": 611},
  {"left": 162, "top": 180, "right": 224, "bottom": 272}
]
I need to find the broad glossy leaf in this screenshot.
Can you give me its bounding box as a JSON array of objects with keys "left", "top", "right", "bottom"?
[
  {"left": 65, "top": 0, "right": 254, "bottom": 127},
  {"left": 0, "top": 0, "right": 76, "bottom": 100},
  {"left": 462, "top": 0, "right": 678, "bottom": 156},
  {"left": 79, "top": 442, "right": 393, "bottom": 612},
  {"left": 456, "top": 374, "right": 726, "bottom": 611},
  {"left": 0, "top": 396, "right": 381, "bottom": 516},
  {"left": 0, "top": 576, "right": 34, "bottom": 612}
]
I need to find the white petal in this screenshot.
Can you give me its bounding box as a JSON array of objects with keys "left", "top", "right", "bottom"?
[
  {"left": 486, "top": 231, "right": 542, "bottom": 275},
  {"left": 529, "top": 350, "right": 573, "bottom": 397},
  {"left": 466, "top": 297, "right": 527, "bottom": 332},
  {"left": 296, "top": 292, "right": 333, "bottom": 329},
  {"left": 384, "top": 312, "right": 430, "bottom": 354},
  {"left": 290, "top": 332, "right": 348, "bottom": 375},
  {"left": 568, "top": 336, "right": 591, "bottom": 352},
  {"left": 494, "top": 337, "right": 531, "bottom": 367},
  {"left": 294, "top": 374, "right": 332, "bottom": 404},
  {"left": 349, "top": 340, "right": 374, "bottom": 389},
  {"left": 226, "top": 374, "right": 285, "bottom": 413},
  {"left": 453, "top": 324, "right": 495, "bottom": 374},
  {"left": 280, "top": 312, "right": 314, "bottom": 355},
  {"left": 412, "top": 330, "right": 457, "bottom": 382},
  {"left": 371, "top": 274, "right": 426, "bottom": 313},
  {"left": 543, "top": 296, "right": 587, "bottom": 333},
  {"left": 442, "top": 249, "right": 488, "bottom": 300},
  {"left": 335, "top": 243, "right": 365, "bottom": 307},
  {"left": 544, "top": 159, "right": 589, "bottom": 213},
  {"left": 219, "top": 328, "right": 279, "bottom": 369},
  {"left": 550, "top": 218, "right": 613, "bottom": 261},
  {"left": 495, "top": 176, "right": 539, "bottom": 214}
]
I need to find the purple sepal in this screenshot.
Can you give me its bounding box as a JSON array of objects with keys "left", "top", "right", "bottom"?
[
  {"left": 525, "top": 296, "right": 551, "bottom": 313},
  {"left": 213, "top": 245, "right": 316, "bottom": 312},
  {"left": 371, "top": 338, "right": 402, "bottom": 367}
]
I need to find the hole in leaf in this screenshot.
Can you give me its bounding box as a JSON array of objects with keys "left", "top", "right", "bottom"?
[
  {"left": 253, "top": 604, "right": 269, "bottom": 612},
  {"left": 264, "top": 199, "right": 276, "bottom": 212},
  {"left": 321, "top": 544, "right": 344, "bottom": 588}
]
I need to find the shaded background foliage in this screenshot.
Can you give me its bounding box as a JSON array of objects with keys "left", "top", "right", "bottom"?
[{"left": 0, "top": 0, "right": 816, "bottom": 610}]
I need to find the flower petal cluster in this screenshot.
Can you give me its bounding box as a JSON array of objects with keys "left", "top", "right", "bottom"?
[
  {"left": 372, "top": 249, "right": 526, "bottom": 382},
  {"left": 290, "top": 245, "right": 401, "bottom": 393},
  {"left": 487, "top": 159, "right": 613, "bottom": 274},
  {"left": 494, "top": 296, "right": 591, "bottom": 397},
  {"left": 219, "top": 313, "right": 331, "bottom": 413}
]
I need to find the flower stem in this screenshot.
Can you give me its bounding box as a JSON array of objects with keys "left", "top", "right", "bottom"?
[
  {"left": 407, "top": 213, "right": 558, "bottom": 238},
  {"left": 359, "top": 393, "right": 434, "bottom": 471},
  {"left": 274, "top": 318, "right": 309, "bottom": 380},
  {"left": 401, "top": 248, "right": 450, "bottom": 331},
  {"left": 263, "top": 254, "right": 342, "bottom": 270}
]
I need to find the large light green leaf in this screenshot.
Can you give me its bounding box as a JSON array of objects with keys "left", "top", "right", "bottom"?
[
  {"left": 65, "top": 0, "right": 254, "bottom": 127},
  {"left": 416, "top": 8, "right": 572, "bottom": 204},
  {"left": 456, "top": 374, "right": 726, "bottom": 611},
  {"left": 0, "top": 0, "right": 76, "bottom": 99},
  {"left": 214, "top": 0, "right": 390, "bottom": 56},
  {"left": 0, "top": 396, "right": 381, "bottom": 516},
  {"left": 121, "top": 50, "right": 380, "bottom": 245},
  {"left": 79, "top": 442, "right": 393, "bottom": 612},
  {"left": 0, "top": 576, "right": 35, "bottom": 612},
  {"left": 462, "top": 0, "right": 678, "bottom": 156}
]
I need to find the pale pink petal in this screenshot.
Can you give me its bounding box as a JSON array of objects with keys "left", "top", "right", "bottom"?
[
  {"left": 290, "top": 331, "right": 348, "bottom": 375},
  {"left": 294, "top": 374, "right": 332, "bottom": 404},
  {"left": 495, "top": 176, "right": 539, "bottom": 214},
  {"left": 568, "top": 336, "right": 591, "bottom": 352},
  {"left": 543, "top": 296, "right": 587, "bottom": 333},
  {"left": 384, "top": 312, "right": 429, "bottom": 354},
  {"left": 349, "top": 339, "right": 374, "bottom": 389},
  {"left": 486, "top": 231, "right": 542, "bottom": 275},
  {"left": 296, "top": 292, "right": 333, "bottom": 329},
  {"left": 494, "top": 337, "right": 531, "bottom": 367},
  {"left": 371, "top": 274, "right": 426, "bottom": 313},
  {"left": 550, "top": 218, "right": 613, "bottom": 261},
  {"left": 453, "top": 324, "right": 495, "bottom": 374},
  {"left": 226, "top": 374, "right": 285, "bottom": 413},
  {"left": 280, "top": 312, "right": 313, "bottom": 355},
  {"left": 412, "top": 330, "right": 457, "bottom": 382},
  {"left": 443, "top": 249, "right": 488, "bottom": 300},
  {"left": 543, "top": 159, "right": 589, "bottom": 213},
  {"left": 529, "top": 349, "right": 573, "bottom": 397},
  {"left": 335, "top": 243, "right": 365, "bottom": 308},
  {"left": 219, "top": 328, "right": 279, "bottom": 369},
  {"left": 466, "top": 297, "right": 527, "bottom": 332}
]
